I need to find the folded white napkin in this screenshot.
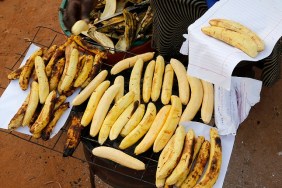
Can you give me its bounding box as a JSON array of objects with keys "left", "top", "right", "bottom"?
[{"left": 180, "top": 0, "right": 282, "bottom": 90}]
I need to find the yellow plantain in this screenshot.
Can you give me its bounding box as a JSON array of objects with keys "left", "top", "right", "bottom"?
[
  {"left": 92, "top": 146, "right": 145, "bottom": 170},
  {"left": 129, "top": 58, "right": 143, "bottom": 102},
  {"left": 157, "top": 125, "right": 186, "bottom": 179},
  {"left": 161, "top": 64, "right": 174, "bottom": 105},
  {"left": 166, "top": 129, "right": 195, "bottom": 185},
  {"left": 81, "top": 81, "right": 110, "bottom": 127},
  {"left": 110, "top": 52, "right": 155, "bottom": 75},
  {"left": 151, "top": 55, "right": 165, "bottom": 102},
  {"left": 209, "top": 18, "right": 264, "bottom": 51},
  {"left": 180, "top": 74, "right": 203, "bottom": 123},
  {"left": 120, "top": 103, "right": 145, "bottom": 137},
  {"left": 170, "top": 58, "right": 190, "bottom": 105},
  {"left": 119, "top": 102, "right": 156, "bottom": 150},
  {"left": 114, "top": 75, "right": 124, "bottom": 103},
  {"left": 156, "top": 135, "right": 175, "bottom": 188},
  {"left": 181, "top": 140, "right": 210, "bottom": 188},
  {"left": 134, "top": 105, "right": 171, "bottom": 155},
  {"left": 109, "top": 101, "right": 139, "bottom": 141},
  {"left": 201, "top": 26, "right": 258, "bottom": 57},
  {"left": 194, "top": 128, "right": 222, "bottom": 188},
  {"left": 90, "top": 84, "right": 120, "bottom": 137},
  {"left": 153, "top": 95, "right": 182, "bottom": 152},
  {"left": 35, "top": 56, "right": 49, "bottom": 104},
  {"left": 72, "top": 70, "right": 108, "bottom": 106},
  {"left": 142, "top": 60, "right": 156, "bottom": 103},
  {"left": 201, "top": 80, "right": 214, "bottom": 124},
  {"left": 98, "top": 91, "right": 135, "bottom": 144}
]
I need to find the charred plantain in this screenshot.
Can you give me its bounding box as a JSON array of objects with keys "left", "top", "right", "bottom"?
[{"left": 63, "top": 113, "right": 83, "bottom": 157}]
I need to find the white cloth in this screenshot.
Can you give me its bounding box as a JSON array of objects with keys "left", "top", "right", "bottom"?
[
  {"left": 180, "top": 0, "right": 282, "bottom": 90},
  {"left": 214, "top": 77, "right": 262, "bottom": 135}
]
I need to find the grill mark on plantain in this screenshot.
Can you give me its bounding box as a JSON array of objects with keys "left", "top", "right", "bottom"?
[
  {"left": 131, "top": 101, "right": 139, "bottom": 116},
  {"left": 215, "top": 136, "right": 221, "bottom": 148}
]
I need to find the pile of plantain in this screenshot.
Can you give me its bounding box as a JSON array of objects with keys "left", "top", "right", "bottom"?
[
  {"left": 7, "top": 35, "right": 106, "bottom": 141},
  {"left": 82, "top": 0, "right": 152, "bottom": 52}
]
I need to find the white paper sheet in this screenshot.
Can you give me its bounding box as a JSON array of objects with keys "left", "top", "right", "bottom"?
[
  {"left": 180, "top": 0, "right": 282, "bottom": 90},
  {"left": 180, "top": 121, "right": 235, "bottom": 188},
  {"left": 214, "top": 77, "right": 262, "bottom": 135},
  {"left": 0, "top": 44, "right": 79, "bottom": 138}
]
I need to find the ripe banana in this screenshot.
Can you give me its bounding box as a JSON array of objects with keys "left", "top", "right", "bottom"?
[
  {"left": 120, "top": 104, "right": 145, "bottom": 137},
  {"left": 166, "top": 129, "right": 195, "bottom": 185},
  {"left": 119, "top": 102, "right": 156, "bottom": 150},
  {"left": 129, "top": 58, "right": 144, "bottom": 102},
  {"left": 153, "top": 95, "right": 182, "bottom": 152},
  {"left": 170, "top": 58, "right": 190, "bottom": 105},
  {"left": 109, "top": 101, "right": 139, "bottom": 140},
  {"left": 134, "top": 105, "right": 171, "bottom": 155},
  {"left": 110, "top": 52, "right": 155, "bottom": 75},
  {"left": 142, "top": 60, "right": 156, "bottom": 103},
  {"left": 98, "top": 91, "right": 135, "bottom": 144},
  {"left": 201, "top": 26, "right": 258, "bottom": 58},
  {"left": 151, "top": 55, "right": 165, "bottom": 102},
  {"left": 180, "top": 74, "right": 203, "bottom": 123},
  {"left": 90, "top": 84, "right": 120, "bottom": 137},
  {"left": 157, "top": 125, "right": 186, "bottom": 179},
  {"left": 181, "top": 140, "right": 210, "bottom": 188},
  {"left": 209, "top": 18, "right": 264, "bottom": 51},
  {"left": 92, "top": 146, "right": 145, "bottom": 170},
  {"left": 194, "top": 128, "right": 222, "bottom": 188},
  {"left": 81, "top": 81, "right": 110, "bottom": 127},
  {"left": 201, "top": 80, "right": 214, "bottom": 124},
  {"left": 161, "top": 64, "right": 174, "bottom": 105}
]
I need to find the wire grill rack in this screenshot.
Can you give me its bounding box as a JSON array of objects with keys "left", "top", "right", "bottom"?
[{"left": 1, "top": 26, "right": 158, "bottom": 187}]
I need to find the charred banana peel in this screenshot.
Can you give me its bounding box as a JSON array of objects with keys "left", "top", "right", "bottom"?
[{"left": 123, "top": 9, "right": 137, "bottom": 50}]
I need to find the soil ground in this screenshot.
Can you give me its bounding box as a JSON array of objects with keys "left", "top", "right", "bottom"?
[{"left": 0, "top": 0, "right": 281, "bottom": 188}]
